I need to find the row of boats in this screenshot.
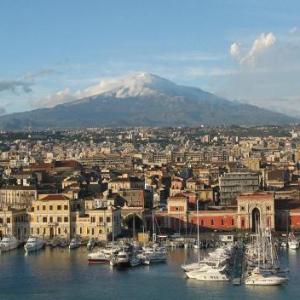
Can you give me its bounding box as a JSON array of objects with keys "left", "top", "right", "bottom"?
[
  {"left": 0, "top": 235, "right": 95, "bottom": 253},
  {"left": 182, "top": 244, "right": 235, "bottom": 281},
  {"left": 88, "top": 243, "right": 167, "bottom": 267}
]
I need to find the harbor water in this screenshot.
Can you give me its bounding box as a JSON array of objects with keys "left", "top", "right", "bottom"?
[{"left": 0, "top": 247, "right": 299, "bottom": 300}]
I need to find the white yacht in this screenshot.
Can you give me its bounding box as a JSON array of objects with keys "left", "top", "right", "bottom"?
[
  {"left": 141, "top": 247, "right": 167, "bottom": 265},
  {"left": 245, "top": 268, "right": 288, "bottom": 286},
  {"left": 110, "top": 250, "right": 130, "bottom": 267},
  {"left": 186, "top": 266, "right": 229, "bottom": 281},
  {"left": 182, "top": 259, "right": 226, "bottom": 272},
  {"left": 288, "top": 233, "right": 299, "bottom": 249},
  {"left": 88, "top": 250, "right": 111, "bottom": 264},
  {"left": 69, "top": 236, "right": 82, "bottom": 249},
  {"left": 0, "top": 235, "right": 19, "bottom": 252},
  {"left": 24, "top": 236, "right": 45, "bottom": 253}
]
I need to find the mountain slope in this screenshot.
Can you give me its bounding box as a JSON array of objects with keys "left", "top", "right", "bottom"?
[{"left": 0, "top": 73, "right": 297, "bottom": 129}]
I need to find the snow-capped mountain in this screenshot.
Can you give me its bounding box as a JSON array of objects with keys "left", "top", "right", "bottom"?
[
  {"left": 0, "top": 72, "right": 296, "bottom": 129},
  {"left": 69, "top": 72, "right": 213, "bottom": 104}
]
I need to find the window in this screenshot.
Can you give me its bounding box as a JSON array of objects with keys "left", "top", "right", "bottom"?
[
  {"left": 43, "top": 205, "right": 46, "bottom": 211},
  {"left": 58, "top": 228, "right": 61, "bottom": 235},
  {"left": 7, "top": 218, "right": 10, "bottom": 224},
  {"left": 37, "top": 206, "right": 39, "bottom": 211},
  {"left": 91, "top": 217, "right": 95, "bottom": 223},
  {"left": 106, "top": 217, "right": 111, "bottom": 223},
  {"left": 241, "top": 219, "right": 245, "bottom": 228},
  {"left": 221, "top": 219, "right": 224, "bottom": 226},
  {"left": 99, "top": 229, "right": 102, "bottom": 234},
  {"left": 232, "top": 219, "right": 234, "bottom": 226},
  {"left": 241, "top": 206, "right": 245, "bottom": 211},
  {"left": 99, "top": 217, "right": 103, "bottom": 223},
  {"left": 57, "top": 217, "right": 62, "bottom": 222},
  {"left": 64, "top": 217, "right": 68, "bottom": 223},
  {"left": 266, "top": 206, "right": 271, "bottom": 211},
  {"left": 0, "top": 218, "right": 2, "bottom": 224},
  {"left": 57, "top": 205, "right": 62, "bottom": 210},
  {"left": 49, "top": 205, "right": 53, "bottom": 210},
  {"left": 37, "top": 228, "right": 40, "bottom": 234},
  {"left": 43, "top": 217, "right": 47, "bottom": 223},
  {"left": 43, "top": 228, "right": 46, "bottom": 234},
  {"left": 64, "top": 205, "right": 68, "bottom": 210},
  {"left": 211, "top": 219, "right": 214, "bottom": 226},
  {"left": 80, "top": 227, "right": 82, "bottom": 234},
  {"left": 92, "top": 228, "right": 94, "bottom": 235},
  {"left": 201, "top": 220, "right": 204, "bottom": 226}
]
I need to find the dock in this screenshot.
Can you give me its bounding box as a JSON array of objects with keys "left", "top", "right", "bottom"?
[{"left": 231, "top": 242, "right": 244, "bottom": 286}]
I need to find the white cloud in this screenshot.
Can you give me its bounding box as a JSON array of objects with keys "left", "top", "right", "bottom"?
[
  {"left": 229, "top": 42, "right": 241, "bottom": 58},
  {"left": 221, "top": 30, "right": 300, "bottom": 117},
  {"left": 34, "top": 88, "right": 74, "bottom": 108},
  {"left": 242, "top": 32, "right": 276, "bottom": 65},
  {"left": 33, "top": 77, "right": 125, "bottom": 108},
  {"left": 230, "top": 32, "right": 277, "bottom": 66}
]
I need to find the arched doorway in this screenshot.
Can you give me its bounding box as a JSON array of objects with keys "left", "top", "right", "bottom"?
[
  {"left": 123, "top": 214, "right": 143, "bottom": 231},
  {"left": 252, "top": 207, "right": 260, "bottom": 232}
]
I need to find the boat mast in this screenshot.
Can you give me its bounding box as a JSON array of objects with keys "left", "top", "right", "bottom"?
[
  {"left": 197, "top": 200, "right": 200, "bottom": 263},
  {"left": 133, "top": 213, "right": 136, "bottom": 241},
  {"left": 152, "top": 209, "right": 156, "bottom": 243}
]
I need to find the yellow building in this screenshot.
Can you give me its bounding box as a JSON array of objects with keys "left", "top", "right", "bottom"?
[
  {"left": 74, "top": 201, "right": 121, "bottom": 241},
  {"left": 29, "top": 194, "right": 72, "bottom": 239},
  {"left": 0, "top": 207, "right": 29, "bottom": 241}
]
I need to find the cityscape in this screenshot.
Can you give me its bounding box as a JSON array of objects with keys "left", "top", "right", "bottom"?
[{"left": 1, "top": 1, "right": 300, "bottom": 300}]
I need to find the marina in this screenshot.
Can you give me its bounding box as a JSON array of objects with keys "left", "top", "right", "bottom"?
[{"left": 0, "top": 235, "right": 299, "bottom": 300}]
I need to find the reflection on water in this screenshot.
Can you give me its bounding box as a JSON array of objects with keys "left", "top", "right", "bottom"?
[{"left": 0, "top": 247, "right": 299, "bottom": 300}]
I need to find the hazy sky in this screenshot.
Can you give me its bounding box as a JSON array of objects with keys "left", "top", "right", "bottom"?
[{"left": 1, "top": 0, "right": 300, "bottom": 116}]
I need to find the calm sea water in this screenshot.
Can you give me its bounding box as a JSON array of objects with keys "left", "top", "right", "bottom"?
[{"left": 0, "top": 247, "right": 299, "bottom": 300}]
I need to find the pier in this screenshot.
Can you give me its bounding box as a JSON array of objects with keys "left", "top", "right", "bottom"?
[{"left": 231, "top": 242, "right": 244, "bottom": 285}]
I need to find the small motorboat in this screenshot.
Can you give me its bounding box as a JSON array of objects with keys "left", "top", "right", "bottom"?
[
  {"left": 69, "top": 236, "right": 82, "bottom": 249},
  {"left": 24, "top": 236, "right": 45, "bottom": 253},
  {"left": 87, "top": 238, "right": 96, "bottom": 251},
  {"left": 0, "top": 235, "right": 19, "bottom": 252}
]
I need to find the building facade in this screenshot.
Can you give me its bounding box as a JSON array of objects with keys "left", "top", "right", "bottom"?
[{"left": 219, "top": 172, "right": 260, "bottom": 205}]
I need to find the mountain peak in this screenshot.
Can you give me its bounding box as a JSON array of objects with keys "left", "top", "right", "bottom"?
[{"left": 87, "top": 72, "right": 178, "bottom": 99}]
